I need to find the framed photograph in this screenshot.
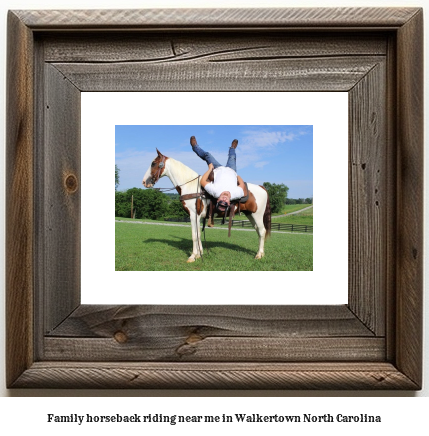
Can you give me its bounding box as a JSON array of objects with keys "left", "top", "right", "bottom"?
[
  {"left": 6, "top": 7, "right": 423, "bottom": 389},
  {"left": 83, "top": 92, "right": 347, "bottom": 305}
]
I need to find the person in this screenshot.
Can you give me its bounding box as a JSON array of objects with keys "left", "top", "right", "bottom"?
[{"left": 190, "top": 136, "right": 245, "bottom": 213}]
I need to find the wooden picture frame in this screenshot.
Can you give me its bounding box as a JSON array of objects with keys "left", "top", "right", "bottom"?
[{"left": 6, "top": 8, "right": 423, "bottom": 389}]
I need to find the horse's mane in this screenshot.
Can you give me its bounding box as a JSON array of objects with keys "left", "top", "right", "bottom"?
[
  {"left": 168, "top": 157, "right": 197, "bottom": 176},
  {"left": 167, "top": 157, "right": 200, "bottom": 191}
]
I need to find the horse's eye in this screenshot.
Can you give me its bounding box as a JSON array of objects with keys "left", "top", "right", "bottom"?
[{"left": 151, "top": 162, "right": 156, "bottom": 167}]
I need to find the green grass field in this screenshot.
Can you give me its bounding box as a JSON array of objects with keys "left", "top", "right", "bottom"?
[
  {"left": 116, "top": 221, "right": 313, "bottom": 271},
  {"left": 273, "top": 208, "right": 313, "bottom": 226}
]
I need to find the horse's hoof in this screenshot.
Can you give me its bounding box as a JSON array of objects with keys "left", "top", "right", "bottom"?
[
  {"left": 187, "top": 253, "right": 201, "bottom": 262},
  {"left": 255, "top": 252, "right": 264, "bottom": 259}
]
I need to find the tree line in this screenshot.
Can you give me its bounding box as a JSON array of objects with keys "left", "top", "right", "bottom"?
[
  {"left": 115, "top": 188, "right": 188, "bottom": 220},
  {"left": 115, "top": 182, "right": 310, "bottom": 220},
  {"left": 115, "top": 165, "right": 311, "bottom": 219},
  {"left": 286, "top": 198, "right": 313, "bottom": 205}
]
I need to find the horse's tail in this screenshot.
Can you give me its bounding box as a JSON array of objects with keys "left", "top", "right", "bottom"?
[{"left": 261, "top": 186, "right": 271, "bottom": 240}]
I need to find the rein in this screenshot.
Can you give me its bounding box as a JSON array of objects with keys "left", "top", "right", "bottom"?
[{"left": 152, "top": 175, "right": 200, "bottom": 193}]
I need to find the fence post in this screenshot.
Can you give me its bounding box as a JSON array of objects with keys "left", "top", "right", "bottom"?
[{"left": 292, "top": 224, "right": 294, "bottom": 232}]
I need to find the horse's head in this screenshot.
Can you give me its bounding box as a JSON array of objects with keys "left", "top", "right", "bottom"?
[{"left": 142, "top": 149, "right": 168, "bottom": 188}]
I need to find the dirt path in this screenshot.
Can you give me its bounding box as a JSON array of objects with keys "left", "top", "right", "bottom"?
[{"left": 271, "top": 205, "right": 313, "bottom": 219}]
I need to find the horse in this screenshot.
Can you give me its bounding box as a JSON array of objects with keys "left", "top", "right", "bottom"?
[{"left": 142, "top": 149, "right": 271, "bottom": 263}]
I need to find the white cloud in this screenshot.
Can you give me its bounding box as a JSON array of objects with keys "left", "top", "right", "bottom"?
[
  {"left": 240, "top": 130, "right": 299, "bottom": 150},
  {"left": 254, "top": 160, "right": 269, "bottom": 168},
  {"left": 236, "top": 128, "right": 307, "bottom": 170}
]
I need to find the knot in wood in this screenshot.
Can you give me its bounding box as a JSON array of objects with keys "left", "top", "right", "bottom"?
[
  {"left": 64, "top": 174, "right": 78, "bottom": 193},
  {"left": 114, "top": 331, "right": 128, "bottom": 343},
  {"left": 186, "top": 333, "right": 203, "bottom": 344}
]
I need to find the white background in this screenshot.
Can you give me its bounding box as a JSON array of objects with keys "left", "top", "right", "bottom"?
[
  {"left": 82, "top": 92, "right": 348, "bottom": 305},
  {"left": 0, "top": 0, "right": 427, "bottom": 421}
]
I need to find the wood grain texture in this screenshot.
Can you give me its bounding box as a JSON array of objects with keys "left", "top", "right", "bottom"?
[
  {"left": 395, "top": 9, "right": 424, "bottom": 388},
  {"left": 5, "top": 11, "right": 35, "bottom": 388},
  {"left": 42, "top": 33, "right": 388, "bottom": 63},
  {"left": 11, "top": 362, "right": 419, "bottom": 390},
  {"left": 44, "top": 305, "right": 380, "bottom": 362},
  {"left": 6, "top": 7, "right": 423, "bottom": 390},
  {"left": 43, "top": 64, "right": 81, "bottom": 333},
  {"left": 14, "top": 8, "right": 420, "bottom": 29},
  {"left": 44, "top": 337, "right": 385, "bottom": 362},
  {"left": 48, "top": 305, "right": 375, "bottom": 338},
  {"left": 348, "top": 62, "right": 386, "bottom": 335},
  {"left": 52, "top": 56, "right": 383, "bottom": 92},
  {"left": 384, "top": 33, "right": 398, "bottom": 364}
]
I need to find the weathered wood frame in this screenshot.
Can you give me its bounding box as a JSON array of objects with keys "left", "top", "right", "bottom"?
[{"left": 6, "top": 8, "right": 423, "bottom": 389}]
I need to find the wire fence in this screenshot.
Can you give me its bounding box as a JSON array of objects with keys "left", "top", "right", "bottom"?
[{"left": 164, "top": 217, "right": 313, "bottom": 233}]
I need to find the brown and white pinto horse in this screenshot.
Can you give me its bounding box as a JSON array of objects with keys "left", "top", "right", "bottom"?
[{"left": 143, "top": 149, "right": 271, "bottom": 263}]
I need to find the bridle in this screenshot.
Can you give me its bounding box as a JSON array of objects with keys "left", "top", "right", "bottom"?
[
  {"left": 150, "top": 155, "right": 166, "bottom": 186},
  {"left": 149, "top": 155, "right": 201, "bottom": 192}
]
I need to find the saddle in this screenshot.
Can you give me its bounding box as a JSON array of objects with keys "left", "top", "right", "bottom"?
[
  {"left": 179, "top": 170, "right": 257, "bottom": 237},
  {"left": 205, "top": 170, "right": 257, "bottom": 237}
]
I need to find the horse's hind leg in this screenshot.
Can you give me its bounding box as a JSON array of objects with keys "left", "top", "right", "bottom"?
[{"left": 247, "top": 212, "right": 266, "bottom": 259}]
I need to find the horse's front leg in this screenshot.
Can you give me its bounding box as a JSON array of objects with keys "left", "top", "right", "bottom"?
[{"left": 187, "top": 212, "right": 203, "bottom": 263}]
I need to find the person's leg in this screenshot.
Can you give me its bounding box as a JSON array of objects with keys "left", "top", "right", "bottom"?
[
  {"left": 225, "top": 139, "right": 238, "bottom": 171},
  {"left": 190, "top": 136, "right": 221, "bottom": 168}
]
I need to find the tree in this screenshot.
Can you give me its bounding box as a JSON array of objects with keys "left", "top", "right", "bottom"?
[
  {"left": 115, "top": 187, "right": 170, "bottom": 220},
  {"left": 305, "top": 198, "right": 313, "bottom": 204},
  {"left": 139, "top": 189, "right": 169, "bottom": 219},
  {"left": 263, "top": 182, "right": 289, "bottom": 213},
  {"left": 115, "top": 191, "right": 129, "bottom": 217},
  {"left": 167, "top": 199, "right": 189, "bottom": 218},
  {"left": 115, "top": 165, "right": 120, "bottom": 190}
]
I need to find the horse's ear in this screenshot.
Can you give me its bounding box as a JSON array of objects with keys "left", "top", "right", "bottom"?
[{"left": 156, "top": 148, "right": 163, "bottom": 157}]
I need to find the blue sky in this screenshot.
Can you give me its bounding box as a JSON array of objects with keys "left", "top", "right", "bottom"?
[{"left": 115, "top": 125, "right": 313, "bottom": 199}]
